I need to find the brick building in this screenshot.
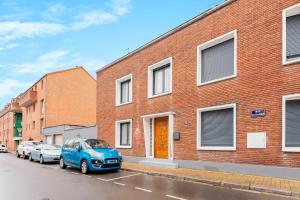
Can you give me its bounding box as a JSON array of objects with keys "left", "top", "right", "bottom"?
[
  {"left": 96, "top": 0, "right": 300, "bottom": 170},
  {"left": 0, "top": 66, "right": 96, "bottom": 150},
  {"left": 0, "top": 98, "right": 22, "bottom": 151}
]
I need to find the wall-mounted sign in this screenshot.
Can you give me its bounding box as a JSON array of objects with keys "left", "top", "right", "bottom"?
[{"left": 251, "top": 109, "right": 266, "bottom": 117}]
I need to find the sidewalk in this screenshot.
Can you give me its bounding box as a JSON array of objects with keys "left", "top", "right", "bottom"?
[{"left": 122, "top": 162, "right": 300, "bottom": 198}]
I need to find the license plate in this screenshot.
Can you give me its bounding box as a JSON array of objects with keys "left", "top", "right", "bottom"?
[{"left": 107, "top": 159, "right": 117, "bottom": 164}]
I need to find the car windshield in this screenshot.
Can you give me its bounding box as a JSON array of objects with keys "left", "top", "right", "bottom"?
[
  {"left": 84, "top": 139, "right": 111, "bottom": 149},
  {"left": 27, "top": 142, "right": 40, "bottom": 146},
  {"left": 1, "top": 145, "right": 5, "bottom": 147},
  {"left": 42, "top": 144, "right": 60, "bottom": 150}
]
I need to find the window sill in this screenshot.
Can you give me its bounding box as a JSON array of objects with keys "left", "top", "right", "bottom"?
[
  {"left": 283, "top": 58, "right": 300, "bottom": 66},
  {"left": 116, "top": 101, "right": 132, "bottom": 107},
  {"left": 148, "top": 91, "right": 172, "bottom": 99},
  {"left": 197, "top": 74, "right": 236, "bottom": 87},
  {"left": 197, "top": 146, "right": 236, "bottom": 151},
  {"left": 282, "top": 147, "right": 300, "bottom": 152},
  {"left": 116, "top": 145, "right": 132, "bottom": 149}
]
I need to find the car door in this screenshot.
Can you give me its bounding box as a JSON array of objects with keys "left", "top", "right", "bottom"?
[
  {"left": 69, "top": 140, "right": 81, "bottom": 168},
  {"left": 63, "top": 139, "right": 73, "bottom": 165},
  {"left": 33, "top": 144, "right": 42, "bottom": 161}
]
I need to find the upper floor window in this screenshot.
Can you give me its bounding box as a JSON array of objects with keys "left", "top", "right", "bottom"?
[
  {"left": 148, "top": 57, "right": 172, "bottom": 98},
  {"left": 283, "top": 3, "right": 300, "bottom": 65},
  {"left": 282, "top": 94, "right": 300, "bottom": 152},
  {"left": 116, "top": 74, "right": 132, "bottom": 106},
  {"left": 40, "top": 99, "right": 45, "bottom": 114},
  {"left": 197, "top": 30, "right": 237, "bottom": 86}
]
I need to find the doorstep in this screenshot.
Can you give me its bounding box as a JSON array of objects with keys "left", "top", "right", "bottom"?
[
  {"left": 139, "top": 158, "right": 179, "bottom": 168},
  {"left": 121, "top": 161, "right": 300, "bottom": 198}
]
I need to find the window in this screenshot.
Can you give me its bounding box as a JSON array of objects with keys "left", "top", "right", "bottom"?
[
  {"left": 197, "top": 30, "right": 237, "bottom": 86},
  {"left": 33, "top": 103, "right": 35, "bottom": 112},
  {"left": 116, "top": 74, "right": 132, "bottom": 106},
  {"left": 197, "top": 103, "right": 236, "bottom": 150},
  {"left": 148, "top": 57, "right": 172, "bottom": 98},
  {"left": 40, "top": 99, "right": 45, "bottom": 114},
  {"left": 283, "top": 3, "right": 300, "bottom": 65},
  {"left": 41, "top": 80, "right": 44, "bottom": 89},
  {"left": 282, "top": 94, "right": 300, "bottom": 152},
  {"left": 32, "top": 121, "right": 35, "bottom": 130},
  {"left": 115, "top": 119, "right": 132, "bottom": 148}
]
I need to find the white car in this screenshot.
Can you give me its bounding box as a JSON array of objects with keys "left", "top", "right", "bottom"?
[
  {"left": 16, "top": 141, "right": 40, "bottom": 159},
  {"left": 0, "top": 144, "right": 8, "bottom": 153}
]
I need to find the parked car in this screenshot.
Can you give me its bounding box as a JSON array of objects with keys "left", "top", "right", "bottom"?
[
  {"left": 29, "top": 144, "right": 61, "bottom": 164},
  {"left": 0, "top": 144, "right": 8, "bottom": 153},
  {"left": 16, "top": 141, "right": 41, "bottom": 159},
  {"left": 60, "top": 138, "right": 122, "bottom": 174}
]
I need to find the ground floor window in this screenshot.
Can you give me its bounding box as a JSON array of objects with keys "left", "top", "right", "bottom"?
[
  {"left": 283, "top": 94, "right": 300, "bottom": 152},
  {"left": 197, "top": 103, "right": 236, "bottom": 151},
  {"left": 115, "top": 119, "right": 132, "bottom": 148}
]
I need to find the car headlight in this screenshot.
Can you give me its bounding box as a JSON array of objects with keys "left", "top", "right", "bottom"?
[{"left": 118, "top": 152, "right": 122, "bottom": 157}]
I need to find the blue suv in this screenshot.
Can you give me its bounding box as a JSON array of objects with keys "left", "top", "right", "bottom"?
[{"left": 59, "top": 138, "right": 122, "bottom": 174}]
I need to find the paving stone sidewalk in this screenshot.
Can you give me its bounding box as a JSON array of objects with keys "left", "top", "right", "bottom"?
[{"left": 122, "top": 162, "right": 300, "bottom": 198}]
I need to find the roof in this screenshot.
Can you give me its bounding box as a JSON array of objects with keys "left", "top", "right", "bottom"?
[
  {"left": 96, "top": 0, "right": 236, "bottom": 73},
  {"left": 21, "top": 66, "right": 95, "bottom": 96}
]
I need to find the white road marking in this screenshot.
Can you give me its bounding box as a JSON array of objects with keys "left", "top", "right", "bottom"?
[
  {"left": 114, "top": 182, "right": 126, "bottom": 186},
  {"left": 135, "top": 187, "right": 152, "bottom": 193},
  {"left": 85, "top": 175, "right": 92, "bottom": 178},
  {"left": 97, "top": 173, "right": 140, "bottom": 181},
  {"left": 71, "top": 172, "right": 79, "bottom": 175},
  {"left": 166, "top": 194, "right": 187, "bottom": 200}
]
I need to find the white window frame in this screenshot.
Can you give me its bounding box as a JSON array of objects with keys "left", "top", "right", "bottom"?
[
  {"left": 115, "top": 119, "right": 132, "bottom": 149},
  {"left": 283, "top": 3, "right": 300, "bottom": 65},
  {"left": 197, "top": 30, "right": 237, "bottom": 86},
  {"left": 148, "top": 57, "right": 172, "bottom": 99},
  {"left": 196, "top": 103, "right": 236, "bottom": 151},
  {"left": 282, "top": 94, "right": 300, "bottom": 152},
  {"left": 115, "top": 74, "right": 132, "bottom": 106}
]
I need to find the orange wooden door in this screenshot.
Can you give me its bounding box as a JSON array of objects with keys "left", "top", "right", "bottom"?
[{"left": 154, "top": 117, "right": 169, "bottom": 159}]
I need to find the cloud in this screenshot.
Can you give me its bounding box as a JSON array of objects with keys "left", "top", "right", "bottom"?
[
  {"left": 0, "top": 22, "right": 67, "bottom": 42},
  {"left": 0, "top": 0, "right": 131, "bottom": 42},
  {"left": 42, "top": 3, "right": 68, "bottom": 22},
  {"left": 0, "top": 79, "right": 30, "bottom": 98},
  {"left": 71, "top": 10, "right": 117, "bottom": 30},
  {"left": 12, "top": 50, "right": 70, "bottom": 74},
  {"left": 108, "top": 0, "right": 131, "bottom": 16},
  {"left": 0, "top": 43, "right": 19, "bottom": 52}
]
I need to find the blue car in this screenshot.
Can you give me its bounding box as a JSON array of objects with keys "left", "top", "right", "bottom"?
[{"left": 59, "top": 138, "right": 122, "bottom": 174}]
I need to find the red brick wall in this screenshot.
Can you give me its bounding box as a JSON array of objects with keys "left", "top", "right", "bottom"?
[{"left": 97, "top": 0, "right": 300, "bottom": 168}]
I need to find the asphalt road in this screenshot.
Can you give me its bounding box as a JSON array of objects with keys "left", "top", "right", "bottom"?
[{"left": 0, "top": 153, "right": 295, "bottom": 200}]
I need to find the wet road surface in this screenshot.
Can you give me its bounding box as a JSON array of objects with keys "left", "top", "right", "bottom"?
[{"left": 0, "top": 153, "right": 296, "bottom": 200}]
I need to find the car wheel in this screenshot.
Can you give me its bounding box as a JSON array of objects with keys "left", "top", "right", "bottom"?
[
  {"left": 22, "top": 152, "right": 27, "bottom": 159},
  {"left": 16, "top": 151, "right": 20, "bottom": 158},
  {"left": 80, "top": 160, "right": 89, "bottom": 174},
  {"left": 59, "top": 157, "right": 66, "bottom": 169},
  {"left": 29, "top": 154, "right": 33, "bottom": 162},
  {"left": 40, "top": 155, "right": 44, "bottom": 164}
]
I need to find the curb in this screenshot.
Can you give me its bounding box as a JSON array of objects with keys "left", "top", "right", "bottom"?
[{"left": 121, "top": 167, "right": 295, "bottom": 198}]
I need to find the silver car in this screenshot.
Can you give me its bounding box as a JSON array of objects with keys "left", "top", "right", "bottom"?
[
  {"left": 0, "top": 144, "right": 8, "bottom": 153},
  {"left": 29, "top": 144, "right": 61, "bottom": 164}
]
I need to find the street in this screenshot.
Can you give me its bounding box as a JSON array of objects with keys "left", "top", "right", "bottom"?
[{"left": 0, "top": 153, "right": 295, "bottom": 200}]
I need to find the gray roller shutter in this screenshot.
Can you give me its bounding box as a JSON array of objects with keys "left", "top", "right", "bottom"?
[
  {"left": 286, "top": 15, "right": 300, "bottom": 61},
  {"left": 201, "top": 38, "right": 234, "bottom": 83},
  {"left": 201, "top": 108, "right": 234, "bottom": 147},
  {"left": 285, "top": 100, "right": 300, "bottom": 147}
]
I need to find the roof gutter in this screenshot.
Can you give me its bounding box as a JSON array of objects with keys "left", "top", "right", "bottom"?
[{"left": 96, "top": 0, "right": 236, "bottom": 73}]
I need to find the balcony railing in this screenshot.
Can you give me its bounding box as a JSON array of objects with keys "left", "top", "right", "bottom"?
[{"left": 19, "top": 90, "right": 37, "bottom": 107}]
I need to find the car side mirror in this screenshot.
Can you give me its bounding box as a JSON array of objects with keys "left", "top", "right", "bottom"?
[{"left": 76, "top": 146, "right": 81, "bottom": 152}]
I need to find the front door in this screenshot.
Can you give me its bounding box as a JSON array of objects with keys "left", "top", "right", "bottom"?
[{"left": 154, "top": 117, "right": 169, "bottom": 159}]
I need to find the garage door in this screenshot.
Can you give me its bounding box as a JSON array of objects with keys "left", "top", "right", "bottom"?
[
  {"left": 45, "top": 136, "right": 52, "bottom": 144},
  {"left": 54, "top": 134, "right": 63, "bottom": 146}
]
